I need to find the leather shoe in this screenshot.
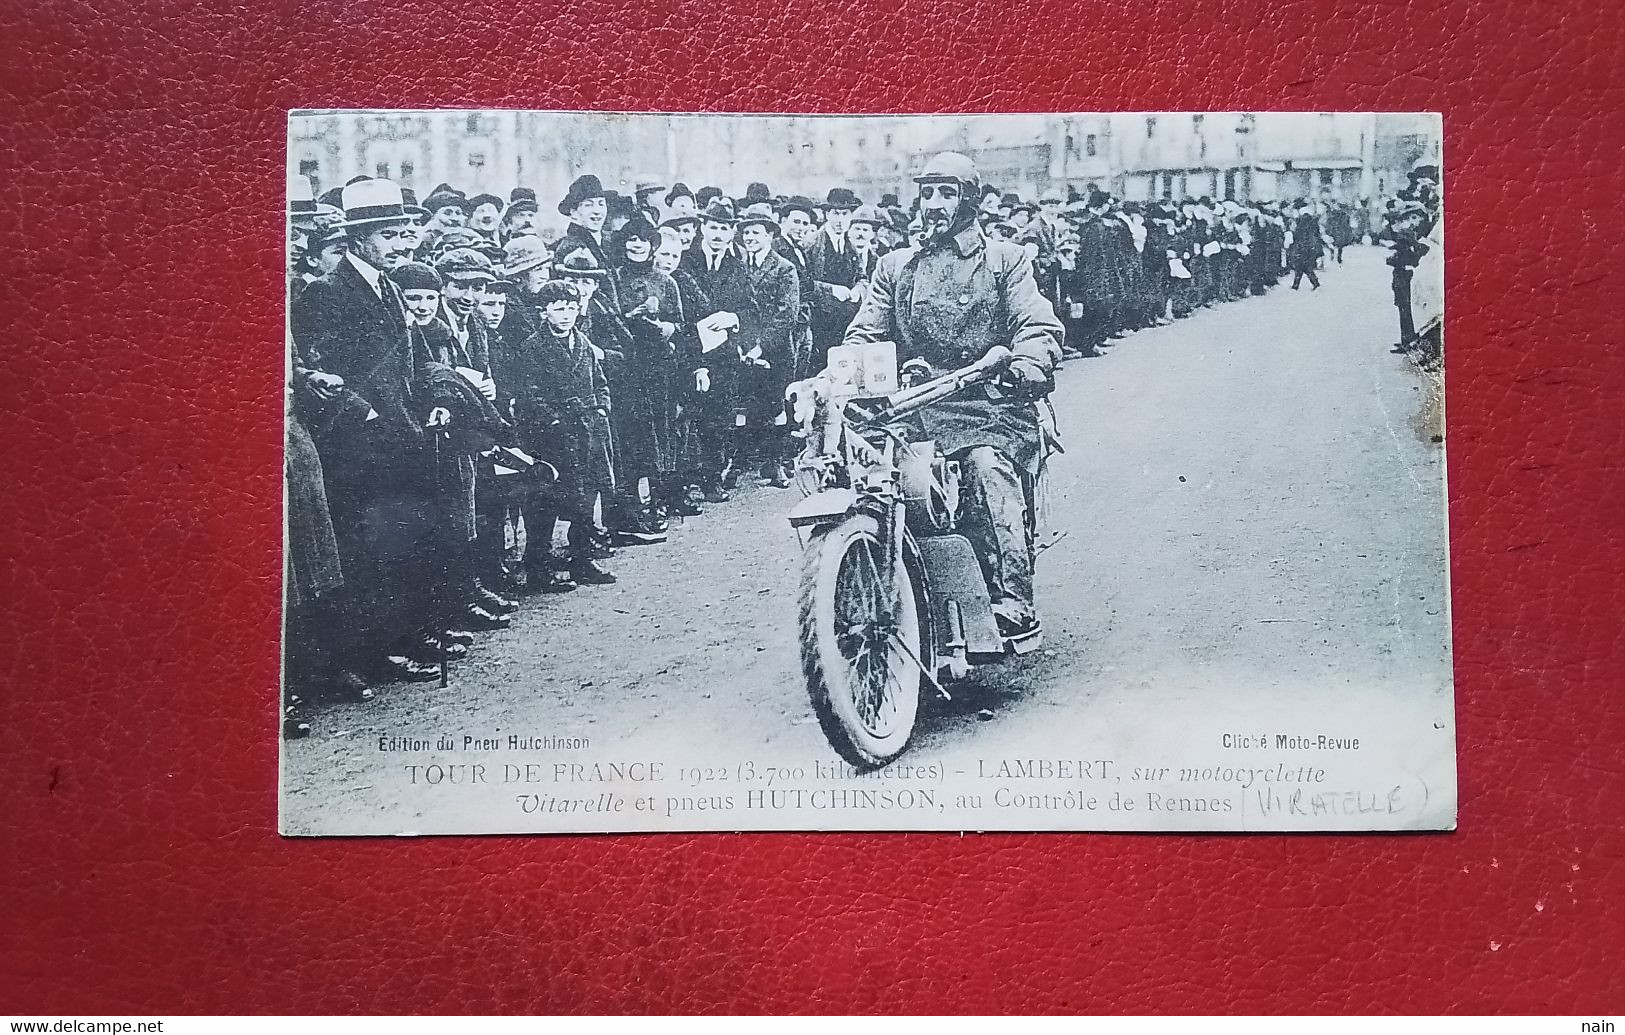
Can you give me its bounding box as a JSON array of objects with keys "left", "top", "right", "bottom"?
[
  {"left": 441, "top": 629, "right": 477, "bottom": 647},
  {"left": 462, "top": 603, "right": 512, "bottom": 630},
  {"left": 769, "top": 464, "right": 792, "bottom": 489},
  {"left": 612, "top": 519, "right": 667, "bottom": 546},
  {"left": 413, "top": 634, "right": 468, "bottom": 661},
  {"left": 703, "top": 485, "right": 731, "bottom": 504},
  {"left": 376, "top": 655, "right": 441, "bottom": 683},
  {"left": 473, "top": 582, "right": 518, "bottom": 614},
  {"left": 540, "top": 571, "right": 578, "bottom": 593},
  {"left": 570, "top": 559, "right": 618, "bottom": 585},
  {"left": 323, "top": 670, "right": 375, "bottom": 703}
]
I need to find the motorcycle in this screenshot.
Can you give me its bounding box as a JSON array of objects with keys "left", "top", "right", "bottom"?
[{"left": 785, "top": 343, "right": 1046, "bottom": 768}]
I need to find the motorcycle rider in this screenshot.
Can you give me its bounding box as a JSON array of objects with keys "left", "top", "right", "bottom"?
[{"left": 841, "top": 152, "right": 1063, "bottom": 645}]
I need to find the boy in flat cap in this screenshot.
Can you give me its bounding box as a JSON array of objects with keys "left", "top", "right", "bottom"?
[{"left": 502, "top": 280, "right": 618, "bottom": 589}]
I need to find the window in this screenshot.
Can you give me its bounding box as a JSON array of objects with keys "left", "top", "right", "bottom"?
[
  {"left": 1145, "top": 116, "right": 1157, "bottom": 139},
  {"left": 1085, "top": 134, "right": 1097, "bottom": 157},
  {"left": 299, "top": 158, "right": 318, "bottom": 178},
  {"left": 466, "top": 113, "right": 481, "bottom": 133},
  {"left": 468, "top": 151, "right": 486, "bottom": 169},
  {"left": 1319, "top": 169, "right": 1334, "bottom": 186},
  {"left": 399, "top": 160, "right": 414, "bottom": 182},
  {"left": 375, "top": 161, "right": 389, "bottom": 178}
]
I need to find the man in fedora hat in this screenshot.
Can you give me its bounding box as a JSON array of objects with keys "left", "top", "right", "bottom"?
[
  {"left": 468, "top": 193, "right": 505, "bottom": 240},
  {"left": 842, "top": 151, "right": 1062, "bottom": 647},
  {"left": 660, "top": 211, "right": 699, "bottom": 252},
  {"left": 632, "top": 178, "right": 665, "bottom": 225},
  {"left": 734, "top": 203, "right": 802, "bottom": 488},
  {"left": 421, "top": 185, "right": 472, "bottom": 254},
  {"left": 499, "top": 189, "right": 539, "bottom": 244},
  {"left": 845, "top": 204, "right": 884, "bottom": 280},
  {"left": 736, "top": 181, "right": 773, "bottom": 211},
  {"left": 289, "top": 178, "right": 444, "bottom": 684},
  {"left": 815, "top": 186, "right": 860, "bottom": 257},
  {"left": 289, "top": 170, "right": 320, "bottom": 231},
  {"left": 679, "top": 198, "right": 751, "bottom": 501},
  {"left": 664, "top": 182, "right": 697, "bottom": 221},
  {"left": 807, "top": 196, "right": 876, "bottom": 367},
  {"left": 1379, "top": 199, "right": 1432, "bottom": 350}
]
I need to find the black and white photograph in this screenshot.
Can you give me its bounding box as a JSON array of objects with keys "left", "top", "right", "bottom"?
[{"left": 280, "top": 110, "right": 1452, "bottom": 835}]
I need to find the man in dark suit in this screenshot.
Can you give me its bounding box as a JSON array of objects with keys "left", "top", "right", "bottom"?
[
  {"left": 289, "top": 178, "right": 442, "bottom": 684},
  {"left": 556, "top": 175, "right": 611, "bottom": 271},
  {"left": 807, "top": 186, "right": 863, "bottom": 366},
  {"left": 735, "top": 203, "right": 802, "bottom": 488},
  {"left": 679, "top": 199, "right": 751, "bottom": 500},
  {"left": 773, "top": 195, "right": 818, "bottom": 382}
]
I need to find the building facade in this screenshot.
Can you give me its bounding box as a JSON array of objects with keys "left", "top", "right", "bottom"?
[
  {"left": 1112, "top": 112, "right": 1379, "bottom": 204},
  {"left": 290, "top": 111, "right": 1433, "bottom": 217}
]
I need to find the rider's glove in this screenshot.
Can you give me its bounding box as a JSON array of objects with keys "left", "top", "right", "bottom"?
[
  {"left": 900, "top": 358, "right": 935, "bottom": 386},
  {"left": 1003, "top": 357, "right": 1052, "bottom": 399}
]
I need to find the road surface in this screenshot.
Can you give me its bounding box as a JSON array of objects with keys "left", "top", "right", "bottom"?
[{"left": 282, "top": 245, "right": 1452, "bottom": 833}]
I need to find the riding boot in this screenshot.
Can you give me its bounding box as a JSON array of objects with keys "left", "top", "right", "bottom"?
[{"left": 956, "top": 445, "right": 1036, "bottom": 627}]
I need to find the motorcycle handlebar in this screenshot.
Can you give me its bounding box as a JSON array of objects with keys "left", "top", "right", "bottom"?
[{"left": 864, "top": 345, "right": 1014, "bottom": 424}]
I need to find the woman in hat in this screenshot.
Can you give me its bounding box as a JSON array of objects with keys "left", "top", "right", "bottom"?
[
  {"left": 557, "top": 175, "right": 612, "bottom": 271},
  {"left": 610, "top": 215, "right": 688, "bottom": 525}
]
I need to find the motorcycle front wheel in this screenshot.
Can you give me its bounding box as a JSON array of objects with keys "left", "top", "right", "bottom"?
[{"left": 798, "top": 514, "right": 922, "bottom": 768}]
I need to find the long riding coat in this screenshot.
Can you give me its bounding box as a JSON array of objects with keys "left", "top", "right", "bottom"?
[{"left": 841, "top": 222, "right": 1063, "bottom": 468}]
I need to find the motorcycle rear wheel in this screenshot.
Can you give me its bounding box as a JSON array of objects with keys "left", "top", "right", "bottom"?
[{"left": 798, "top": 515, "right": 922, "bottom": 768}]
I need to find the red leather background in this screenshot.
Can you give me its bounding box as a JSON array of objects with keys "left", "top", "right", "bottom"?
[{"left": 3, "top": 0, "right": 1622, "bottom": 1015}]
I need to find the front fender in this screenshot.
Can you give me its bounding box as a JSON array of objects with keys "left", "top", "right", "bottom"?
[{"left": 786, "top": 487, "right": 858, "bottom": 529}]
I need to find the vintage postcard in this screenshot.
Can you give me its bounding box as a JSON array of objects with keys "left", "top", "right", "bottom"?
[{"left": 280, "top": 110, "right": 1451, "bottom": 834}]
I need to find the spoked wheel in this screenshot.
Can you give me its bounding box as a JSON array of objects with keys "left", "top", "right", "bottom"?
[{"left": 798, "top": 515, "right": 922, "bottom": 768}]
